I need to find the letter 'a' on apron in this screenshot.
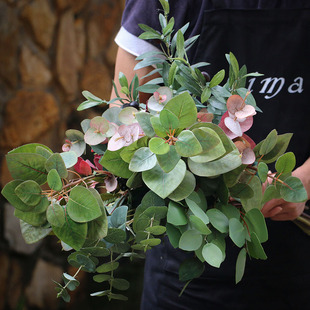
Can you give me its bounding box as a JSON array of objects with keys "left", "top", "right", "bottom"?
[{"left": 192, "top": 6, "right": 310, "bottom": 167}]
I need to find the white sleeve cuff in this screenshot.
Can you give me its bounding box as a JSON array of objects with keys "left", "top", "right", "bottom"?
[{"left": 115, "top": 26, "right": 162, "bottom": 57}]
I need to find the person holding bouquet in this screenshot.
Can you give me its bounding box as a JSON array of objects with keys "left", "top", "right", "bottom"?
[{"left": 111, "top": 1, "right": 310, "bottom": 309}]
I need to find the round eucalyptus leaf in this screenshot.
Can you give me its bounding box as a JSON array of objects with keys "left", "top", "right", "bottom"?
[
  {"left": 189, "top": 215, "right": 211, "bottom": 235},
  {"left": 275, "top": 152, "right": 296, "bottom": 174},
  {"left": 149, "top": 137, "right": 170, "bottom": 155},
  {"left": 235, "top": 248, "right": 247, "bottom": 284},
  {"left": 145, "top": 225, "right": 166, "bottom": 235},
  {"left": 15, "top": 180, "right": 42, "bottom": 206},
  {"left": 47, "top": 169, "right": 63, "bottom": 191},
  {"left": 175, "top": 130, "right": 203, "bottom": 157},
  {"left": 202, "top": 242, "right": 223, "bottom": 268},
  {"left": 280, "top": 176, "right": 308, "bottom": 203},
  {"left": 257, "top": 162, "right": 269, "bottom": 183},
  {"left": 93, "top": 274, "right": 111, "bottom": 283},
  {"left": 111, "top": 278, "right": 130, "bottom": 291},
  {"left": 167, "top": 201, "right": 187, "bottom": 226},
  {"left": 129, "top": 147, "right": 157, "bottom": 172},
  {"left": 179, "top": 258, "right": 205, "bottom": 282},
  {"left": 229, "top": 218, "right": 245, "bottom": 248},
  {"left": 47, "top": 202, "right": 65, "bottom": 227},
  {"left": 96, "top": 261, "right": 119, "bottom": 273},
  {"left": 206, "top": 209, "right": 229, "bottom": 233},
  {"left": 179, "top": 230, "right": 203, "bottom": 251},
  {"left": 67, "top": 186, "right": 102, "bottom": 223}
]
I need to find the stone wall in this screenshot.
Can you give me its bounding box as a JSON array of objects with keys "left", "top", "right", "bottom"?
[{"left": 0, "top": 0, "right": 143, "bottom": 309}]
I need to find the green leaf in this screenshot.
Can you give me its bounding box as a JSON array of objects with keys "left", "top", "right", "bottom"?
[
  {"left": 201, "top": 87, "right": 211, "bottom": 103},
  {"left": 247, "top": 232, "right": 267, "bottom": 260},
  {"left": 186, "top": 199, "right": 209, "bottom": 224},
  {"left": 104, "top": 228, "right": 126, "bottom": 244},
  {"left": 62, "top": 273, "right": 80, "bottom": 291},
  {"left": 257, "top": 162, "right": 269, "bottom": 183},
  {"left": 46, "top": 202, "right": 65, "bottom": 227},
  {"left": 229, "top": 218, "right": 245, "bottom": 248},
  {"left": 156, "top": 145, "right": 181, "bottom": 173},
  {"left": 90, "top": 290, "right": 111, "bottom": 297},
  {"left": 262, "top": 185, "right": 281, "bottom": 204},
  {"left": 20, "top": 220, "right": 52, "bottom": 244},
  {"left": 189, "top": 215, "right": 211, "bottom": 235},
  {"left": 96, "top": 261, "right": 119, "bottom": 273},
  {"left": 81, "top": 246, "right": 110, "bottom": 257},
  {"left": 202, "top": 242, "right": 223, "bottom": 268},
  {"left": 142, "top": 160, "right": 187, "bottom": 199},
  {"left": 36, "top": 145, "right": 53, "bottom": 159},
  {"left": 14, "top": 180, "right": 42, "bottom": 206},
  {"left": 111, "top": 278, "right": 130, "bottom": 291},
  {"left": 164, "top": 92, "right": 197, "bottom": 129},
  {"left": 259, "top": 129, "right": 278, "bottom": 155},
  {"left": 240, "top": 176, "right": 263, "bottom": 212},
  {"left": 2, "top": 180, "right": 36, "bottom": 211},
  {"left": 206, "top": 209, "right": 229, "bottom": 233},
  {"left": 175, "top": 130, "right": 203, "bottom": 157},
  {"left": 14, "top": 209, "right": 47, "bottom": 226},
  {"left": 150, "top": 116, "right": 168, "bottom": 138},
  {"left": 235, "top": 248, "right": 247, "bottom": 284},
  {"left": 149, "top": 138, "right": 170, "bottom": 155},
  {"left": 244, "top": 208, "right": 268, "bottom": 243},
  {"left": 67, "top": 186, "right": 102, "bottom": 223},
  {"left": 6, "top": 153, "right": 48, "bottom": 185},
  {"left": 65, "top": 129, "right": 86, "bottom": 157},
  {"left": 179, "top": 230, "right": 203, "bottom": 251},
  {"left": 47, "top": 169, "right": 63, "bottom": 191},
  {"left": 87, "top": 189, "right": 108, "bottom": 241},
  {"left": 255, "top": 133, "right": 293, "bottom": 164},
  {"left": 188, "top": 148, "right": 242, "bottom": 177},
  {"left": 109, "top": 293, "right": 128, "bottom": 301},
  {"left": 229, "top": 52, "right": 239, "bottom": 81},
  {"left": 135, "top": 112, "right": 156, "bottom": 137},
  {"left": 176, "top": 30, "right": 185, "bottom": 58},
  {"left": 229, "top": 183, "right": 254, "bottom": 200},
  {"left": 275, "top": 152, "right": 296, "bottom": 174},
  {"left": 280, "top": 176, "right": 308, "bottom": 203},
  {"left": 100, "top": 149, "right": 132, "bottom": 179},
  {"left": 45, "top": 153, "right": 68, "bottom": 178},
  {"left": 159, "top": 109, "right": 180, "bottom": 131},
  {"left": 140, "top": 238, "right": 161, "bottom": 247},
  {"left": 52, "top": 215, "right": 87, "bottom": 250},
  {"left": 129, "top": 147, "right": 157, "bottom": 172},
  {"left": 166, "top": 223, "right": 181, "bottom": 248},
  {"left": 145, "top": 225, "right": 166, "bottom": 235},
  {"left": 9, "top": 143, "right": 52, "bottom": 154},
  {"left": 93, "top": 274, "right": 111, "bottom": 283},
  {"left": 120, "top": 136, "right": 149, "bottom": 163},
  {"left": 159, "top": 0, "right": 170, "bottom": 14},
  {"left": 191, "top": 127, "right": 226, "bottom": 163},
  {"left": 209, "top": 69, "right": 225, "bottom": 88},
  {"left": 167, "top": 201, "right": 187, "bottom": 226},
  {"left": 179, "top": 258, "right": 205, "bottom": 282},
  {"left": 60, "top": 151, "right": 78, "bottom": 168},
  {"left": 168, "top": 170, "right": 196, "bottom": 202},
  {"left": 168, "top": 61, "right": 178, "bottom": 86}
]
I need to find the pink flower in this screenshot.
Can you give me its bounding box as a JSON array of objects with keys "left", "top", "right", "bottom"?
[
  {"left": 93, "top": 154, "right": 103, "bottom": 170},
  {"left": 219, "top": 94, "right": 256, "bottom": 139},
  {"left": 104, "top": 173, "right": 118, "bottom": 192},
  {"left": 197, "top": 108, "right": 214, "bottom": 123},
  {"left": 147, "top": 87, "right": 173, "bottom": 112},
  {"left": 233, "top": 135, "right": 256, "bottom": 165},
  {"left": 62, "top": 139, "right": 72, "bottom": 152},
  {"left": 108, "top": 123, "right": 143, "bottom": 151},
  {"left": 74, "top": 157, "right": 93, "bottom": 176}
]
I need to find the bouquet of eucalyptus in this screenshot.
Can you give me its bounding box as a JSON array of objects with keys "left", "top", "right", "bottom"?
[{"left": 1, "top": 0, "right": 308, "bottom": 303}]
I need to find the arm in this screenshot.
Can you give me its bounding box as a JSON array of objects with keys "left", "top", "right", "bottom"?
[
  {"left": 261, "top": 157, "right": 310, "bottom": 221},
  {"left": 110, "top": 47, "right": 158, "bottom": 104}
]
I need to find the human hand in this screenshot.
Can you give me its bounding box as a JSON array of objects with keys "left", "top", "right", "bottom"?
[{"left": 261, "top": 159, "right": 310, "bottom": 221}]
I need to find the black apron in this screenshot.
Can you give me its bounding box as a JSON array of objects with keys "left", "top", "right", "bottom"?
[{"left": 141, "top": 7, "right": 310, "bottom": 310}]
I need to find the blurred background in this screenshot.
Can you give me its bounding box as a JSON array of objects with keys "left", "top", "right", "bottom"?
[{"left": 0, "top": 0, "right": 144, "bottom": 309}]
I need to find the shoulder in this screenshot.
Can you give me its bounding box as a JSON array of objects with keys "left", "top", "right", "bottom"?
[{"left": 117, "top": 0, "right": 208, "bottom": 56}]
